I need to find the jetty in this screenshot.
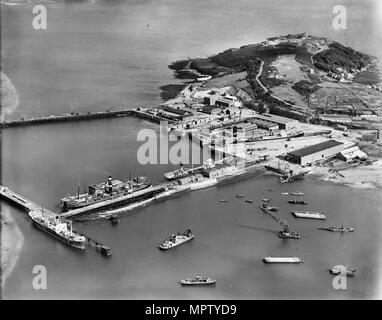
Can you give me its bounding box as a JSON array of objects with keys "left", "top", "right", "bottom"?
[
  {"left": 0, "top": 186, "right": 112, "bottom": 255},
  {"left": 0, "top": 108, "right": 174, "bottom": 129}
]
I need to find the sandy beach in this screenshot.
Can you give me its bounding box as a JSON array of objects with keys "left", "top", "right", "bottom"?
[
  {"left": 308, "top": 159, "right": 382, "bottom": 189},
  {"left": 1, "top": 207, "right": 24, "bottom": 290}
]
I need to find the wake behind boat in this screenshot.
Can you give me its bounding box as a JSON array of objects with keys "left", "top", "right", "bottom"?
[{"left": 158, "top": 229, "right": 194, "bottom": 250}]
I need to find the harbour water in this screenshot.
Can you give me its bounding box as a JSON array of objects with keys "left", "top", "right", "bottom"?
[{"left": 1, "top": 0, "right": 382, "bottom": 299}]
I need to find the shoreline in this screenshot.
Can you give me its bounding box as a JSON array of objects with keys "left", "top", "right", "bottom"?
[
  {"left": 306, "top": 160, "right": 382, "bottom": 189},
  {"left": 1, "top": 207, "right": 24, "bottom": 290}
]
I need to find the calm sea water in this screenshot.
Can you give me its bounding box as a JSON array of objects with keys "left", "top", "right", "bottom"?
[{"left": 1, "top": 0, "right": 382, "bottom": 299}]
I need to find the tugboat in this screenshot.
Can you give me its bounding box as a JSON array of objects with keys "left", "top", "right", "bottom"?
[
  {"left": 330, "top": 264, "right": 356, "bottom": 276},
  {"left": 29, "top": 211, "right": 86, "bottom": 250},
  {"left": 318, "top": 225, "right": 354, "bottom": 232},
  {"left": 290, "top": 191, "right": 304, "bottom": 196},
  {"left": 158, "top": 229, "right": 194, "bottom": 250},
  {"left": 288, "top": 199, "right": 307, "bottom": 205},
  {"left": 109, "top": 215, "right": 120, "bottom": 225},
  {"left": 180, "top": 275, "right": 216, "bottom": 286},
  {"left": 164, "top": 163, "right": 191, "bottom": 181},
  {"left": 260, "top": 199, "right": 278, "bottom": 212},
  {"left": 278, "top": 226, "right": 302, "bottom": 239}
]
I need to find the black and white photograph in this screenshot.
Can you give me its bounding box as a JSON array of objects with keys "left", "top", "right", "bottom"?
[{"left": 1, "top": 0, "right": 382, "bottom": 304}]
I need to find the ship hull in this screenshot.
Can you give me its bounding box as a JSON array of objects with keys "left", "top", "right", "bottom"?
[
  {"left": 32, "top": 220, "right": 86, "bottom": 250},
  {"left": 158, "top": 235, "right": 194, "bottom": 250},
  {"left": 61, "top": 183, "right": 152, "bottom": 211},
  {"left": 263, "top": 257, "right": 303, "bottom": 263},
  {"left": 292, "top": 211, "right": 326, "bottom": 220},
  {"left": 180, "top": 280, "right": 216, "bottom": 286}
]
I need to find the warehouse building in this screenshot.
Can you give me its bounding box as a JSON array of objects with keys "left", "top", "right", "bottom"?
[
  {"left": 286, "top": 140, "right": 345, "bottom": 166},
  {"left": 249, "top": 119, "right": 279, "bottom": 132},
  {"left": 250, "top": 113, "right": 299, "bottom": 131},
  {"left": 337, "top": 146, "right": 367, "bottom": 162}
]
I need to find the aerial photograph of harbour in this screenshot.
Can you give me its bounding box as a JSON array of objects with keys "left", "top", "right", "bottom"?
[{"left": 1, "top": 0, "right": 382, "bottom": 302}]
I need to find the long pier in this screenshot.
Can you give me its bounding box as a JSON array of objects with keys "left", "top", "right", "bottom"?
[
  {"left": 0, "top": 186, "right": 112, "bottom": 255},
  {"left": 0, "top": 108, "right": 174, "bottom": 129}
]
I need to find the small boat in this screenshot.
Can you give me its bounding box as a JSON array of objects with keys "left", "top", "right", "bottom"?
[
  {"left": 164, "top": 163, "right": 191, "bottom": 181},
  {"left": 180, "top": 275, "right": 216, "bottom": 286},
  {"left": 330, "top": 264, "right": 356, "bottom": 276},
  {"left": 236, "top": 194, "right": 245, "bottom": 198},
  {"left": 281, "top": 192, "right": 289, "bottom": 195},
  {"left": 245, "top": 199, "right": 253, "bottom": 203},
  {"left": 109, "top": 215, "right": 119, "bottom": 225},
  {"left": 292, "top": 211, "right": 326, "bottom": 220},
  {"left": 318, "top": 225, "right": 354, "bottom": 232},
  {"left": 158, "top": 229, "right": 194, "bottom": 250},
  {"left": 278, "top": 227, "right": 302, "bottom": 239},
  {"left": 219, "top": 199, "right": 228, "bottom": 203},
  {"left": 263, "top": 257, "right": 303, "bottom": 264},
  {"left": 261, "top": 199, "right": 278, "bottom": 211},
  {"left": 290, "top": 191, "right": 304, "bottom": 196},
  {"left": 268, "top": 188, "right": 275, "bottom": 191},
  {"left": 288, "top": 199, "right": 307, "bottom": 205}
]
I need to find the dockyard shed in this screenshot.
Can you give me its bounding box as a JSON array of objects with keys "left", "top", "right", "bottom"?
[
  {"left": 286, "top": 140, "right": 344, "bottom": 166},
  {"left": 250, "top": 113, "right": 299, "bottom": 131},
  {"left": 337, "top": 146, "right": 367, "bottom": 162},
  {"left": 249, "top": 119, "right": 279, "bottom": 132}
]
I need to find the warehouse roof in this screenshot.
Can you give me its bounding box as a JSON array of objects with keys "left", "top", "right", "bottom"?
[
  {"left": 287, "top": 140, "right": 343, "bottom": 158},
  {"left": 251, "top": 113, "right": 299, "bottom": 124}
]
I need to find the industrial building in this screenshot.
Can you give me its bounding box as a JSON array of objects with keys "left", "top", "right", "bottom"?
[
  {"left": 250, "top": 113, "right": 299, "bottom": 131},
  {"left": 337, "top": 146, "right": 368, "bottom": 162},
  {"left": 286, "top": 140, "right": 345, "bottom": 166},
  {"left": 233, "top": 123, "right": 258, "bottom": 137},
  {"left": 248, "top": 118, "right": 279, "bottom": 131}
]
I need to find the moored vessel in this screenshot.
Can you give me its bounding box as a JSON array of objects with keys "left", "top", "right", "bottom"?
[
  {"left": 278, "top": 227, "right": 302, "bottom": 239},
  {"left": 180, "top": 275, "right": 216, "bottom": 285},
  {"left": 260, "top": 199, "right": 278, "bottom": 211},
  {"left": 164, "top": 163, "right": 191, "bottom": 181},
  {"left": 61, "top": 175, "right": 151, "bottom": 211},
  {"left": 292, "top": 211, "right": 326, "bottom": 220},
  {"left": 288, "top": 199, "right": 307, "bottom": 205},
  {"left": 158, "top": 229, "right": 194, "bottom": 250},
  {"left": 263, "top": 257, "right": 303, "bottom": 263},
  {"left": 29, "top": 211, "right": 86, "bottom": 250},
  {"left": 330, "top": 264, "right": 356, "bottom": 276},
  {"left": 318, "top": 225, "right": 354, "bottom": 232}
]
